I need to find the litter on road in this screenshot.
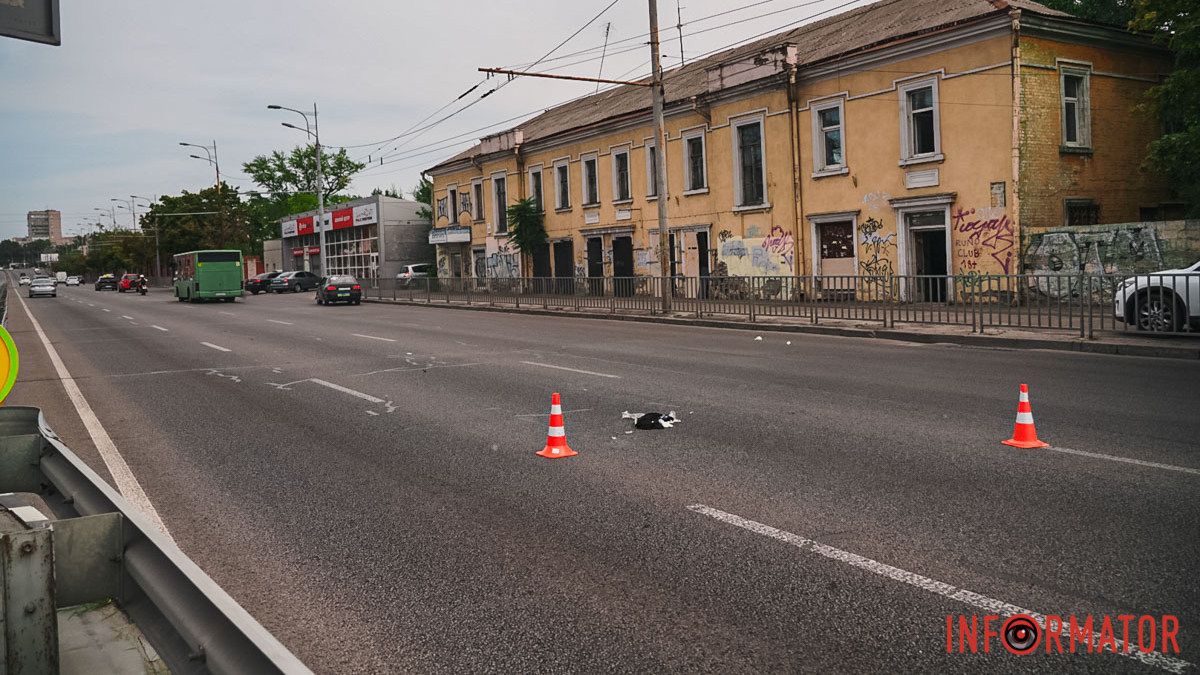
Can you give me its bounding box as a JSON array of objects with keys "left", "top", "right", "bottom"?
[
  {"left": 622, "top": 411, "right": 680, "bottom": 429},
  {"left": 754, "top": 336, "right": 763, "bottom": 341}
]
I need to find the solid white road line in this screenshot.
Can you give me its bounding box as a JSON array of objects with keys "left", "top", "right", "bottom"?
[
  {"left": 121, "top": 315, "right": 134, "bottom": 320},
  {"left": 519, "top": 361, "right": 620, "bottom": 379},
  {"left": 689, "top": 504, "right": 1191, "bottom": 674},
  {"left": 1046, "top": 446, "right": 1200, "bottom": 477},
  {"left": 14, "top": 292, "right": 172, "bottom": 537},
  {"left": 200, "top": 342, "right": 231, "bottom": 352},
  {"left": 266, "top": 319, "right": 293, "bottom": 325},
  {"left": 151, "top": 325, "right": 169, "bottom": 332},
  {"left": 101, "top": 308, "right": 111, "bottom": 312},
  {"left": 351, "top": 333, "right": 396, "bottom": 342},
  {"left": 219, "top": 311, "right": 235, "bottom": 316},
  {"left": 309, "top": 378, "right": 384, "bottom": 403}
]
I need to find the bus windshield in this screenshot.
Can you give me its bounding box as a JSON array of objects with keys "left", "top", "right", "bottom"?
[{"left": 198, "top": 251, "right": 241, "bottom": 263}]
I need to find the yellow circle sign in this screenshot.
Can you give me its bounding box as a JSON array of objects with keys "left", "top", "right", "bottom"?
[{"left": 0, "top": 326, "right": 18, "bottom": 406}]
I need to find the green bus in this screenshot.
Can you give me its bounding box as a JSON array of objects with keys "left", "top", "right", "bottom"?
[{"left": 173, "top": 250, "right": 245, "bottom": 303}]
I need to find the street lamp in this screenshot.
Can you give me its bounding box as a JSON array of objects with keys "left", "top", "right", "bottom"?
[
  {"left": 130, "top": 196, "right": 161, "bottom": 280},
  {"left": 268, "top": 103, "right": 326, "bottom": 276},
  {"left": 179, "top": 141, "right": 221, "bottom": 189},
  {"left": 93, "top": 206, "right": 116, "bottom": 229},
  {"left": 111, "top": 197, "right": 137, "bottom": 229}
]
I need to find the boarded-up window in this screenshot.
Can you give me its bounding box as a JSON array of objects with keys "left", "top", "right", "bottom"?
[{"left": 819, "top": 221, "right": 854, "bottom": 259}]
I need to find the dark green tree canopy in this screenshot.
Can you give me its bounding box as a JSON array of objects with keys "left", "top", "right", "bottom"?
[
  {"left": 506, "top": 197, "right": 546, "bottom": 254},
  {"left": 242, "top": 144, "right": 365, "bottom": 196}
]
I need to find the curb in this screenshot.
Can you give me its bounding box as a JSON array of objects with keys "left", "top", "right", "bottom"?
[{"left": 361, "top": 297, "right": 1200, "bottom": 361}]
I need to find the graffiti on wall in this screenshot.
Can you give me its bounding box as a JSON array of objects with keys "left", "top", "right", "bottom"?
[
  {"left": 1024, "top": 223, "right": 1170, "bottom": 297},
  {"left": 436, "top": 197, "right": 448, "bottom": 221},
  {"left": 953, "top": 207, "right": 1015, "bottom": 274},
  {"left": 717, "top": 225, "right": 796, "bottom": 276},
  {"left": 858, "top": 217, "right": 895, "bottom": 277},
  {"left": 484, "top": 238, "right": 519, "bottom": 278}
]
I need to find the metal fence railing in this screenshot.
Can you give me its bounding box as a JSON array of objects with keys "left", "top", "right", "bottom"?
[{"left": 362, "top": 273, "right": 1200, "bottom": 338}]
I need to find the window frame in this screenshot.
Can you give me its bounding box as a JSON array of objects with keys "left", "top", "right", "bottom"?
[
  {"left": 553, "top": 158, "right": 571, "bottom": 211},
  {"left": 731, "top": 114, "right": 768, "bottom": 210},
  {"left": 581, "top": 152, "right": 600, "bottom": 207},
  {"left": 446, "top": 184, "right": 459, "bottom": 224},
  {"left": 1059, "top": 65, "right": 1092, "bottom": 150},
  {"left": 1064, "top": 198, "right": 1101, "bottom": 227},
  {"left": 527, "top": 164, "right": 544, "bottom": 213},
  {"left": 811, "top": 98, "right": 848, "bottom": 177},
  {"left": 471, "top": 179, "right": 484, "bottom": 222},
  {"left": 491, "top": 171, "right": 509, "bottom": 235},
  {"left": 897, "top": 77, "right": 943, "bottom": 166},
  {"left": 610, "top": 145, "right": 633, "bottom": 204},
  {"left": 683, "top": 128, "right": 708, "bottom": 194},
  {"left": 645, "top": 139, "right": 659, "bottom": 199}
]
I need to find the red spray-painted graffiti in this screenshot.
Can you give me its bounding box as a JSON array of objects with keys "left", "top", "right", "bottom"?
[
  {"left": 761, "top": 226, "right": 796, "bottom": 272},
  {"left": 953, "top": 207, "right": 1015, "bottom": 274}
]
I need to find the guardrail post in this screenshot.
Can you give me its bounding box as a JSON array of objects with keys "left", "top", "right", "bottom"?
[
  {"left": 748, "top": 278, "right": 757, "bottom": 322},
  {"left": 0, "top": 528, "right": 57, "bottom": 673}
]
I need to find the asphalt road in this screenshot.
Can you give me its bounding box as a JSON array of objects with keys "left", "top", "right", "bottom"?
[{"left": 6, "top": 280, "right": 1199, "bottom": 673}]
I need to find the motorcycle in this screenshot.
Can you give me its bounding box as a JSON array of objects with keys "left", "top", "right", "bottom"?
[{"left": 136, "top": 277, "right": 148, "bottom": 296}]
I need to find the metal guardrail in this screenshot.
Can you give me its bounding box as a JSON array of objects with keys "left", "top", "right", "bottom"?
[
  {"left": 363, "top": 272, "right": 1200, "bottom": 338},
  {"left": 0, "top": 407, "right": 312, "bottom": 674}
]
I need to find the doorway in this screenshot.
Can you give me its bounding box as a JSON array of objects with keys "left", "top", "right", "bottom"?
[
  {"left": 906, "top": 210, "right": 948, "bottom": 302},
  {"left": 695, "top": 230, "right": 710, "bottom": 298},
  {"left": 532, "top": 242, "right": 551, "bottom": 293},
  {"left": 553, "top": 240, "right": 574, "bottom": 295},
  {"left": 612, "top": 236, "right": 634, "bottom": 297},
  {"left": 586, "top": 237, "right": 604, "bottom": 295}
]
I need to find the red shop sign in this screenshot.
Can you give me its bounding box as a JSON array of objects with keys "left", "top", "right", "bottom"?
[
  {"left": 305, "top": 246, "right": 321, "bottom": 255},
  {"left": 291, "top": 247, "right": 304, "bottom": 256},
  {"left": 331, "top": 208, "right": 354, "bottom": 230},
  {"left": 297, "top": 216, "right": 315, "bottom": 235}
]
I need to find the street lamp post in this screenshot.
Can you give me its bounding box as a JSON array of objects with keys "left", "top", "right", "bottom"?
[
  {"left": 268, "top": 103, "right": 325, "bottom": 277},
  {"left": 111, "top": 197, "right": 137, "bottom": 229},
  {"left": 132, "top": 196, "right": 161, "bottom": 280},
  {"left": 180, "top": 140, "right": 227, "bottom": 243}
]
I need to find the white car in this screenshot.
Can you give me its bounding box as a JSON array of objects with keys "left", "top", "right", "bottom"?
[
  {"left": 65, "top": 276, "right": 81, "bottom": 286},
  {"left": 18, "top": 275, "right": 30, "bottom": 286},
  {"left": 396, "top": 263, "right": 431, "bottom": 286},
  {"left": 28, "top": 277, "right": 56, "bottom": 298},
  {"left": 1113, "top": 260, "right": 1200, "bottom": 332}
]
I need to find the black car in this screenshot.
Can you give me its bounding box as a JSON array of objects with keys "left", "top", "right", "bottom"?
[
  {"left": 94, "top": 274, "right": 118, "bottom": 291},
  {"left": 316, "top": 275, "right": 362, "bottom": 306},
  {"left": 268, "top": 270, "right": 321, "bottom": 293},
  {"left": 244, "top": 271, "right": 282, "bottom": 295}
]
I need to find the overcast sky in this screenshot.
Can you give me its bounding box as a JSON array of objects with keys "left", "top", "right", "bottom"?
[{"left": 0, "top": 0, "right": 871, "bottom": 240}]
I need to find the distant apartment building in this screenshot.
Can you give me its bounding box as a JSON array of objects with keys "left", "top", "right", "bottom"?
[
  {"left": 426, "top": 0, "right": 1179, "bottom": 295},
  {"left": 27, "top": 209, "right": 63, "bottom": 243}
]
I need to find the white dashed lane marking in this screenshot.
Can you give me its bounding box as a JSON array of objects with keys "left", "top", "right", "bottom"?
[{"left": 200, "top": 342, "right": 231, "bottom": 352}]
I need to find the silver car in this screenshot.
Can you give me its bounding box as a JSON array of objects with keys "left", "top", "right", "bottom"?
[{"left": 28, "top": 277, "right": 56, "bottom": 298}]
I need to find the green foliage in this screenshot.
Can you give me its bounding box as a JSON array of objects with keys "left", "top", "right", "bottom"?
[
  {"left": 506, "top": 197, "right": 546, "bottom": 254},
  {"left": 411, "top": 176, "right": 433, "bottom": 220},
  {"left": 1038, "top": 0, "right": 1135, "bottom": 26},
  {"left": 242, "top": 144, "right": 365, "bottom": 196},
  {"left": 371, "top": 184, "right": 404, "bottom": 198},
  {"left": 1132, "top": 0, "right": 1200, "bottom": 215}
]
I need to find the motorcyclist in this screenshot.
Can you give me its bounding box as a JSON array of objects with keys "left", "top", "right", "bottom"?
[{"left": 136, "top": 274, "right": 148, "bottom": 295}]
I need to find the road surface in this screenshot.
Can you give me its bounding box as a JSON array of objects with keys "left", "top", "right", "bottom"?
[{"left": 7, "top": 283, "right": 1199, "bottom": 673}]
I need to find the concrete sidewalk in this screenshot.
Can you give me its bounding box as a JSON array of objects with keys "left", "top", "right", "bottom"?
[{"left": 363, "top": 296, "right": 1200, "bottom": 360}]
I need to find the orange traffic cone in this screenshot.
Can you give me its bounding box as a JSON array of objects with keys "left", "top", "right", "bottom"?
[
  {"left": 536, "top": 392, "right": 578, "bottom": 459},
  {"left": 1002, "top": 383, "right": 1049, "bottom": 448}
]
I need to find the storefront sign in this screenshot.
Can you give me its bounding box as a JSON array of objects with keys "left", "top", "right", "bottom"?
[
  {"left": 305, "top": 246, "right": 320, "bottom": 255},
  {"left": 354, "top": 203, "right": 378, "bottom": 226},
  {"left": 297, "top": 216, "right": 315, "bottom": 236},
  {"left": 292, "top": 247, "right": 304, "bottom": 256},
  {"left": 331, "top": 208, "right": 354, "bottom": 230},
  {"left": 281, "top": 219, "right": 298, "bottom": 237},
  {"left": 428, "top": 226, "right": 472, "bottom": 245}
]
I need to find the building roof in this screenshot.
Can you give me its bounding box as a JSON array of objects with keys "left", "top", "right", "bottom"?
[{"left": 427, "top": 0, "right": 1068, "bottom": 174}]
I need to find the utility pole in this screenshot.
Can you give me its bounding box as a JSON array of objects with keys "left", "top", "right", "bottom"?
[
  {"left": 314, "top": 103, "right": 326, "bottom": 278},
  {"left": 676, "top": 0, "right": 686, "bottom": 66},
  {"left": 650, "top": 0, "right": 672, "bottom": 312}
]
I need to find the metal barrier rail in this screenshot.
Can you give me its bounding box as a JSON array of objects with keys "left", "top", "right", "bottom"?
[
  {"left": 0, "top": 407, "right": 312, "bottom": 674},
  {"left": 366, "top": 272, "right": 1199, "bottom": 337}
]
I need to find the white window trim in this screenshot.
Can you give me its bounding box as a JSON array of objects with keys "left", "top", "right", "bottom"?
[
  {"left": 610, "top": 145, "right": 633, "bottom": 204},
  {"left": 1059, "top": 65, "right": 1092, "bottom": 149},
  {"left": 527, "top": 164, "right": 544, "bottom": 213},
  {"left": 470, "top": 178, "right": 485, "bottom": 222},
  {"left": 644, "top": 139, "right": 659, "bottom": 200},
  {"left": 811, "top": 98, "right": 849, "bottom": 177},
  {"left": 682, "top": 129, "right": 709, "bottom": 194},
  {"left": 490, "top": 171, "right": 509, "bottom": 235},
  {"left": 580, "top": 152, "right": 600, "bottom": 207},
  {"left": 807, "top": 211, "right": 859, "bottom": 277},
  {"left": 552, "top": 159, "right": 571, "bottom": 211},
  {"left": 731, "top": 114, "right": 769, "bottom": 209},
  {"left": 897, "top": 77, "right": 944, "bottom": 166},
  {"left": 893, "top": 200, "right": 953, "bottom": 301},
  {"left": 444, "top": 183, "right": 458, "bottom": 224}
]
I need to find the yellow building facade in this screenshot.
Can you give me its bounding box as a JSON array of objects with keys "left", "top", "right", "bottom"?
[{"left": 427, "top": 1, "right": 1171, "bottom": 296}]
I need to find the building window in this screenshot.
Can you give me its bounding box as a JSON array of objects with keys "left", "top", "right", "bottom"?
[
  {"left": 554, "top": 161, "right": 570, "bottom": 210},
  {"left": 528, "top": 167, "right": 543, "bottom": 212},
  {"left": 899, "top": 79, "right": 941, "bottom": 163},
  {"left": 447, "top": 186, "right": 458, "bottom": 223},
  {"left": 492, "top": 173, "right": 508, "bottom": 234},
  {"left": 733, "top": 118, "right": 765, "bottom": 207},
  {"left": 1065, "top": 199, "right": 1100, "bottom": 227},
  {"left": 612, "top": 148, "right": 631, "bottom": 202},
  {"left": 472, "top": 180, "right": 484, "bottom": 221},
  {"left": 813, "top": 100, "right": 845, "bottom": 173},
  {"left": 581, "top": 153, "right": 599, "bottom": 206},
  {"left": 684, "top": 130, "right": 707, "bottom": 192},
  {"left": 1061, "top": 67, "right": 1091, "bottom": 149},
  {"left": 646, "top": 141, "right": 659, "bottom": 198}
]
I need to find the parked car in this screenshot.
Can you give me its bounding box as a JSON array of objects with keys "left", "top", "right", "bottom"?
[
  {"left": 244, "top": 271, "right": 283, "bottom": 295},
  {"left": 316, "top": 275, "right": 362, "bottom": 306},
  {"left": 95, "top": 274, "right": 118, "bottom": 291},
  {"left": 1113, "top": 260, "right": 1200, "bottom": 332},
  {"left": 268, "top": 270, "right": 321, "bottom": 293},
  {"left": 28, "top": 276, "right": 56, "bottom": 298},
  {"left": 18, "top": 274, "right": 30, "bottom": 286},
  {"left": 396, "top": 263, "right": 431, "bottom": 287},
  {"left": 118, "top": 273, "right": 141, "bottom": 292},
  {"left": 65, "top": 276, "right": 80, "bottom": 286}
]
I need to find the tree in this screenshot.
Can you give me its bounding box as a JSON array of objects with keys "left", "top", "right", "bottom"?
[
  {"left": 371, "top": 184, "right": 403, "bottom": 198},
  {"left": 1038, "top": 0, "right": 1135, "bottom": 26},
  {"left": 506, "top": 197, "right": 546, "bottom": 254},
  {"left": 1132, "top": 0, "right": 1200, "bottom": 215},
  {"left": 242, "top": 145, "right": 365, "bottom": 196},
  {"left": 140, "top": 184, "right": 250, "bottom": 271},
  {"left": 412, "top": 176, "right": 433, "bottom": 220}
]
